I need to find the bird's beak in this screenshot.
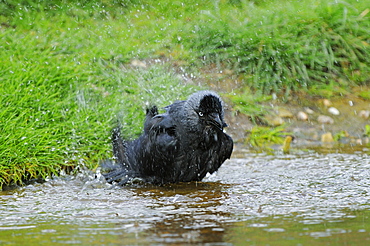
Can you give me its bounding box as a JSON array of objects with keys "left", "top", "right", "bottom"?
[{"left": 210, "top": 113, "right": 224, "bottom": 130}]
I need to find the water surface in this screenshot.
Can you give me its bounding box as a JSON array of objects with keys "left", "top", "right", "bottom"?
[{"left": 1, "top": 148, "right": 370, "bottom": 245}]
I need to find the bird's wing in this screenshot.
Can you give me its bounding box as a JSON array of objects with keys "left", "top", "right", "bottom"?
[
  {"left": 145, "top": 100, "right": 186, "bottom": 137},
  {"left": 181, "top": 131, "right": 233, "bottom": 181},
  {"left": 112, "top": 127, "right": 127, "bottom": 164},
  {"left": 208, "top": 132, "right": 233, "bottom": 174},
  {"left": 164, "top": 100, "right": 185, "bottom": 115},
  {"left": 134, "top": 104, "right": 183, "bottom": 182},
  {"left": 145, "top": 111, "right": 178, "bottom": 152},
  {"left": 101, "top": 126, "right": 139, "bottom": 184}
]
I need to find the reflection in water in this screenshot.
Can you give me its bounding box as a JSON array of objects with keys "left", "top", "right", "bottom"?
[
  {"left": 0, "top": 149, "right": 370, "bottom": 245},
  {"left": 133, "top": 183, "right": 232, "bottom": 244}
]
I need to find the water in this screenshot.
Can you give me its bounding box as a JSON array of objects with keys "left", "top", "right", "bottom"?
[{"left": 1, "top": 148, "right": 370, "bottom": 245}]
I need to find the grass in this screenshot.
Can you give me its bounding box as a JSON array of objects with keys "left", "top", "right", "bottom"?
[
  {"left": 365, "top": 125, "right": 370, "bottom": 137},
  {"left": 185, "top": 0, "right": 370, "bottom": 94},
  {"left": 246, "top": 125, "right": 288, "bottom": 148},
  {"left": 1, "top": 59, "right": 196, "bottom": 188},
  {"left": 226, "top": 88, "right": 271, "bottom": 123},
  {"left": 0, "top": 0, "right": 369, "bottom": 188}
]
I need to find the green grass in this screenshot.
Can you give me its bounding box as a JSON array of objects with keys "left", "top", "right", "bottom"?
[
  {"left": 0, "top": 0, "right": 202, "bottom": 188},
  {"left": 184, "top": 0, "right": 370, "bottom": 94},
  {"left": 0, "top": 0, "right": 198, "bottom": 187},
  {"left": 0, "top": 59, "right": 196, "bottom": 188},
  {"left": 226, "top": 89, "right": 271, "bottom": 123},
  {"left": 0, "top": 0, "right": 369, "bottom": 188},
  {"left": 246, "top": 125, "right": 288, "bottom": 148}
]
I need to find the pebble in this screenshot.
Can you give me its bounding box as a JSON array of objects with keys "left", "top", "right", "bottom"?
[
  {"left": 131, "top": 59, "right": 147, "bottom": 68},
  {"left": 317, "top": 115, "right": 334, "bottom": 124},
  {"left": 277, "top": 108, "right": 294, "bottom": 118},
  {"left": 304, "top": 107, "right": 314, "bottom": 114},
  {"left": 328, "top": 107, "right": 340, "bottom": 115},
  {"left": 356, "top": 139, "right": 362, "bottom": 145},
  {"left": 297, "top": 111, "right": 308, "bottom": 121},
  {"left": 321, "top": 132, "right": 334, "bottom": 143},
  {"left": 359, "top": 110, "right": 370, "bottom": 119},
  {"left": 322, "top": 99, "right": 332, "bottom": 107},
  {"left": 270, "top": 116, "right": 285, "bottom": 126}
]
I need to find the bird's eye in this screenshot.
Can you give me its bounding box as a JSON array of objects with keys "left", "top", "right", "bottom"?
[{"left": 198, "top": 111, "right": 204, "bottom": 117}]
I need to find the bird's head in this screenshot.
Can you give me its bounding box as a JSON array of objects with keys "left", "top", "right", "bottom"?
[{"left": 185, "top": 91, "right": 227, "bottom": 131}]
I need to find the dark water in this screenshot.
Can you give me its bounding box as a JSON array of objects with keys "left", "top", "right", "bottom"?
[{"left": 1, "top": 148, "right": 370, "bottom": 245}]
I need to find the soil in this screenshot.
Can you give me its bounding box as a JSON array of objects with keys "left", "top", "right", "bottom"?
[{"left": 225, "top": 94, "right": 370, "bottom": 149}]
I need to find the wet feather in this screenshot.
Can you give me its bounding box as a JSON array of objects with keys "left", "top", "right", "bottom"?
[{"left": 101, "top": 90, "right": 233, "bottom": 185}]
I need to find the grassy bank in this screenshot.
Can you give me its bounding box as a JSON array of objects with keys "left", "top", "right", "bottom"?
[
  {"left": 186, "top": 0, "right": 370, "bottom": 94},
  {"left": 1, "top": 0, "right": 369, "bottom": 188}
]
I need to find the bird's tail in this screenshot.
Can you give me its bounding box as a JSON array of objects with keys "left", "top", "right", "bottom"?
[
  {"left": 100, "top": 127, "right": 135, "bottom": 185},
  {"left": 112, "top": 126, "right": 127, "bottom": 164}
]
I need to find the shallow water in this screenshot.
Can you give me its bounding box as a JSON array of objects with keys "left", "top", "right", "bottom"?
[{"left": 1, "top": 148, "right": 370, "bottom": 245}]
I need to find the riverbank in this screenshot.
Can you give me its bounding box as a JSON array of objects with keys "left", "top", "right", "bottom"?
[
  {"left": 1, "top": 0, "right": 369, "bottom": 188},
  {"left": 225, "top": 92, "right": 370, "bottom": 149}
]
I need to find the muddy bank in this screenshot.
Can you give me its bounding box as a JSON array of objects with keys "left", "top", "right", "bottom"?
[{"left": 225, "top": 94, "right": 370, "bottom": 149}]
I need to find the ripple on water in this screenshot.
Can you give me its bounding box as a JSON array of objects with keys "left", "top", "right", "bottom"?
[
  {"left": 1, "top": 150, "right": 370, "bottom": 244},
  {"left": 206, "top": 151, "right": 370, "bottom": 222}
]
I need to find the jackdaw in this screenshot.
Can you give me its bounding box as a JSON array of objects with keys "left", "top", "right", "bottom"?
[{"left": 102, "top": 90, "right": 233, "bottom": 185}]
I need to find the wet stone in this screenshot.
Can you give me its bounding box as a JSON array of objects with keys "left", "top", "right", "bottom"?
[
  {"left": 359, "top": 110, "right": 370, "bottom": 119},
  {"left": 322, "top": 99, "right": 332, "bottom": 107},
  {"left": 317, "top": 115, "right": 334, "bottom": 124},
  {"left": 328, "top": 107, "right": 340, "bottom": 115},
  {"left": 266, "top": 116, "right": 284, "bottom": 126},
  {"left": 297, "top": 111, "right": 308, "bottom": 121},
  {"left": 277, "top": 108, "right": 294, "bottom": 118},
  {"left": 321, "top": 132, "right": 334, "bottom": 143},
  {"left": 304, "top": 107, "right": 315, "bottom": 114}
]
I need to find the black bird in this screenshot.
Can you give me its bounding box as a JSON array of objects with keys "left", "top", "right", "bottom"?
[{"left": 102, "top": 90, "right": 233, "bottom": 185}]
